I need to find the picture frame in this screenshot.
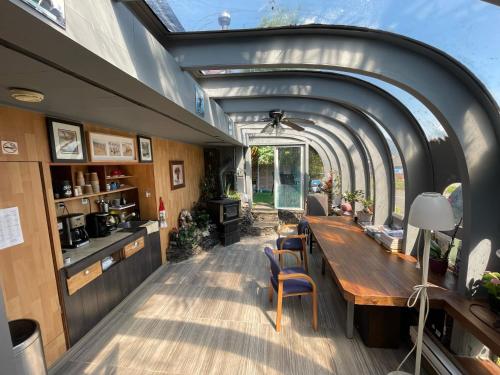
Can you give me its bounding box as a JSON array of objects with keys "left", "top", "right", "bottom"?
[
  {"left": 169, "top": 160, "right": 185, "bottom": 190},
  {"left": 195, "top": 85, "right": 205, "bottom": 117},
  {"left": 137, "top": 135, "right": 153, "bottom": 162},
  {"left": 46, "top": 117, "right": 87, "bottom": 163},
  {"left": 88, "top": 132, "right": 136, "bottom": 162}
]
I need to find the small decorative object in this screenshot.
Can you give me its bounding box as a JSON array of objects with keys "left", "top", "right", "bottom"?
[
  {"left": 159, "top": 197, "right": 167, "bottom": 228},
  {"left": 137, "top": 135, "right": 153, "bottom": 162},
  {"left": 482, "top": 272, "right": 500, "bottom": 314},
  {"left": 195, "top": 85, "right": 205, "bottom": 117},
  {"left": 105, "top": 183, "right": 111, "bottom": 192},
  {"left": 169, "top": 160, "right": 185, "bottom": 190},
  {"left": 46, "top": 118, "right": 87, "bottom": 163},
  {"left": 61, "top": 180, "right": 72, "bottom": 198},
  {"left": 88, "top": 132, "right": 136, "bottom": 162}
]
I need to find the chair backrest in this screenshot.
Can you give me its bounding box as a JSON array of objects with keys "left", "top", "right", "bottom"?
[
  {"left": 306, "top": 193, "right": 328, "bottom": 216},
  {"left": 264, "top": 247, "right": 281, "bottom": 280},
  {"left": 297, "top": 219, "right": 308, "bottom": 234}
]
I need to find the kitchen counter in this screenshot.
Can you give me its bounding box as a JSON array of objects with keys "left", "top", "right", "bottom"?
[{"left": 62, "top": 229, "right": 133, "bottom": 267}]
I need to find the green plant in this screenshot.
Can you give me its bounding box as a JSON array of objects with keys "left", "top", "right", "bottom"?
[
  {"left": 342, "top": 190, "right": 364, "bottom": 205},
  {"left": 200, "top": 174, "right": 216, "bottom": 201},
  {"left": 225, "top": 185, "right": 241, "bottom": 201},
  {"left": 360, "top": 198, "right": 373, "bottom": 214},
  {"left": 482, "top": 272, "right": 500, "bottom": 298}
]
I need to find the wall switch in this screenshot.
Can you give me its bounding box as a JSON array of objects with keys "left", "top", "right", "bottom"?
[{"left": 81, "top": 198, "right": 89, "bottom": 205}]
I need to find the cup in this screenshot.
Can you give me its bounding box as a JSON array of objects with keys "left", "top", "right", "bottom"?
[{"left": 83, "top": 184, "right": 93, "bottom": 194}]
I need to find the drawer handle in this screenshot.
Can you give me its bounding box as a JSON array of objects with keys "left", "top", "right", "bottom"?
[
  {"left": 84, "top": 269, "right": 90, "bottom": 275},
  {"left": 134, "top": 241, "right": 138, "bottom": 247}
]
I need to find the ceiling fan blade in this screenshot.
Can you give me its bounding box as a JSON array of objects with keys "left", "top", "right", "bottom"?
[
  {"left": 285, "top": 117, "right": 315, "bottom": 126},
  {"left": 281, "top": 119, "right": 305, "bottom": 131},
  {"left": 260, "top": 122, "right": 275, "bottom": 134}
]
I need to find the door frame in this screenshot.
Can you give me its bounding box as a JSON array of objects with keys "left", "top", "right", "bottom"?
[{"left": 274, "top": 145, "right": 305, "bottom": 210}]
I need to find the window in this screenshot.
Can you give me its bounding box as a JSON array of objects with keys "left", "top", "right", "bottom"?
[{"left": 442, "top": 182, "right": 463, "bottom": 227}]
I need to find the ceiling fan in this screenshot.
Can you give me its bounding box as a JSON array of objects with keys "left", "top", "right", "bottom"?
[{"left": 259, "top": 109, "right": 314, "bottom": 134}]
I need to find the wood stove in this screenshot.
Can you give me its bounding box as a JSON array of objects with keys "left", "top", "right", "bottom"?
[{"left": 207, "top": 199, "right": 241, "bottom": 246}]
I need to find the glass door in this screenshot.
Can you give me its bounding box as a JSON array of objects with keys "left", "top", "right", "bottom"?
[{"left": 274, "top": 146, "right": 304, "bottom": 209}]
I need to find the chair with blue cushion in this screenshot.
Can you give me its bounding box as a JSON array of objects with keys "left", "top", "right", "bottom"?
[
  {"left": 276, "top": 219, "right": 309, "bottom": 272},
  {"left": 264, "top": 246, "right": 318, "bottom": 332}
]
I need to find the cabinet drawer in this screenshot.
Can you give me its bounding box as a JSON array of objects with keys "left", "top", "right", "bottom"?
[
  {"left": 122, "top": 236, "right": 145, "bottom": 258},
  {"left": 67, "top": 261, "right": 102, "bottom": 296}
]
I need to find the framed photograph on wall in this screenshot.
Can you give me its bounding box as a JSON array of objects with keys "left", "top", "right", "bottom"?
[
  {"left": 46, "top": 117, "right": 87, "bottom": 163},
  {"left": 88, "top": 132, "right": 136, "bottom": 162},
  {"left": 195, "top": 85, "right": 205, "bottom": 117},
  {"left": 169, "top": 160, "right": 185, "bottom": 190},
  {"left": 137, "top": 135, "right": 153, "bottom": 162}
]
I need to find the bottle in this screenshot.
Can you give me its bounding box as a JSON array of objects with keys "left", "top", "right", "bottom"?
[{"left": 159, "top": 197, "right": 167, "bottom": 228}]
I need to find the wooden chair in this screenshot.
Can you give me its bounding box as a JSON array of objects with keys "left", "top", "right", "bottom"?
[
  {"left": 264, "top": 247, "right": 318, "bottom": 332},
  {"left": 276, "top": 220, "right": 309, "bottom": 272}
]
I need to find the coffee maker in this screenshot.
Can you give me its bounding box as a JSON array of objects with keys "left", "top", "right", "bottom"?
[
  {"left": 86, "top": 213, "right": 113, "bottom": 238},
  {"left": 58, "top": 213, "right": 90, "bottom": 248}
]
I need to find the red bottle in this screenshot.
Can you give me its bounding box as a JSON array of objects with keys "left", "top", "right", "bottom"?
[{"left": 159, "top": 197, "right": 167, "bottom": 228}]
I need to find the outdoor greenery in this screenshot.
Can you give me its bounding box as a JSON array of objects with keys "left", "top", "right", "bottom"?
[
  {"left": 200, "top": 174, "right": 217, "bottom": 201},
  {"left": 360, "top": 198, "right": 374, "bottom": 214},
  {"left": 251, "top": 145, "right": 274, "bottom": 166},
  {"left": 309, "top": 147, "right": 324, "bottom": 180},
  {"left": 259, "top": 5, "right": 300, "bottom": 28},
  {"left": 253, "top": 191, "right": 274, "bottom": 205},
  {"left": 342, "top": 190, "right": 364, "bottom": 205}
]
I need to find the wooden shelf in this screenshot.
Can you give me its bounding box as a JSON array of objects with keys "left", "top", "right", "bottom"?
[
  {"left": 49, "top": 161, "right": 152, "bottom": 166},
  {"left": 105, "top": 175, "right": 134, "bottom": 180},
  {"left": 54, "top": 186, "right": 137, "bottom": 203}
]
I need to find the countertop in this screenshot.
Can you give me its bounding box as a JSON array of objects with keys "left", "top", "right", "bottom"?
[{"left": 62, "top": 229, "right": 133, "bottom": 267}]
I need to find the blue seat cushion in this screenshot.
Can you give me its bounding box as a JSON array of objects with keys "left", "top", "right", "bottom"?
[
  {"left": 276, "top": 237, "right": 303, "bottom": 250},
  {"left": 270, "top": 266, "right": 312, "bottom": 295}
]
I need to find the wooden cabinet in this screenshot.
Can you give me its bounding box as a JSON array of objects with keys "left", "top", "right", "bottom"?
[
  {"left": 66, "top": 261, "right": 102, "bottom": 295},
  {"left": 61, "top": 230, "right": 161, "bottom": 346}
]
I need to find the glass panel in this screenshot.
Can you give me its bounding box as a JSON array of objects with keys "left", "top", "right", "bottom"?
[{"left": 275, "top": 146, "right": 302, "bottom": 209}]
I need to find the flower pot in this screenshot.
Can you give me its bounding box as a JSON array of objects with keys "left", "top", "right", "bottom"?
[
  {"left": 429, "top": 258, "right": 448, "bottom": 275},
  {"left": 488, "top": 294, "right": 500, "bottom": 314},
  {"left": 356, "top": 210, "right": 373, "bottom": 223}
]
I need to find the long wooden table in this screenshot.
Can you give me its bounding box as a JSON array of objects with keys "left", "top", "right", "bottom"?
[
  {"left": 306, "top": 215, "right": 500, "bottom": 357},
  {"left": 305, "top": 215, "right": 456, "bottom": 340}
]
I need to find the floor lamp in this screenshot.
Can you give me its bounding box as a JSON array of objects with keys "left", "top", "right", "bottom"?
[{"left": 389, "top": 192, "right": 455, "bottom": 375}]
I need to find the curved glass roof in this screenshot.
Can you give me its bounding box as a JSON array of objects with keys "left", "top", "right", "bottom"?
[{"left": 150, "top": 0, "right": 500, "bottom": 105}]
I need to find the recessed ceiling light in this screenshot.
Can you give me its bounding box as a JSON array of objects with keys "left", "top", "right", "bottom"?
[{"left": 9, "top": 88, "right": 45, "bottom": 103}]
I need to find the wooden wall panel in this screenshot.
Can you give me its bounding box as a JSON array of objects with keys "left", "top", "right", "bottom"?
[
  {"left": 0, "top": 106, "right": 50, "bottom": 162},
  {"left": 152, "top": 138, "right": 204, "bottom": 262},
  {"left": 0, "top": 162, "right": 65, "bottom": 366}
]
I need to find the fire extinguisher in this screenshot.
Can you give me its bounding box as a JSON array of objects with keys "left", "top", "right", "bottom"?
[{"left": 159, "top": 197, "right": 167, "bottom": 228}]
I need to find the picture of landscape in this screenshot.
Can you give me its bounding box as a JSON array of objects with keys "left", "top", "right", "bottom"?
[{"left": 57, "top": 128, "right": 78, "bottom": 155}]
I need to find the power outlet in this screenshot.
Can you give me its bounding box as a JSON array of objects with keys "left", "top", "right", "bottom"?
[
  {"left": 57, "top": 203, "right": 65, "bottom": 209},
  {"left": 81, "top": 198, "right": 90, "bottom": 205}
]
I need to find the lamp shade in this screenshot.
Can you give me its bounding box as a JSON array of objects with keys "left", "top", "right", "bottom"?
[{"left": 408, "top": 192, "right": 455, "bottom": 231}]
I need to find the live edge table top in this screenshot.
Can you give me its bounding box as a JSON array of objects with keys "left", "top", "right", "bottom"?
[{"left": 305, "top": 215, "right": 457, "bottom": 307}]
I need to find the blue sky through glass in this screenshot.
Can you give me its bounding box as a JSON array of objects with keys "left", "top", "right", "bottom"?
[{"left": 166, "top": 0, "right": 500, "bottom": 105}]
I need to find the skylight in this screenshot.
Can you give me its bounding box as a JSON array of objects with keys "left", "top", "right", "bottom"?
[{"left": 148, "top": 0, "right": 500, "bottom": 107}]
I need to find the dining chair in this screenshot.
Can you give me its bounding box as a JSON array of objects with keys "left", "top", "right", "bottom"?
[
  {"left": 276, "top": 219, "right": 309, "bottom": 272},
  {"left": 264, "top": 247, "right": 318, "bottom": 332}
]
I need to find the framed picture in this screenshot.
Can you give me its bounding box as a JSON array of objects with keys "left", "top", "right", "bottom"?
[
  {"left": 19, "top": 0, "right": 66, "bottom": 28},
  {"left": 46, "top": 117, "right": 87, "bottom": 163},
  {"left": 195, "top": 85, "right": 205, "bottom": 117},
  {"left": 169, "top": 160, "right": 185, "bottom": 190},
  {"left": 137, "top": 135, "right": 153, "bottom": 162},
  {"left": 88, "top": 132, "right": 136, "bottom": 162}
]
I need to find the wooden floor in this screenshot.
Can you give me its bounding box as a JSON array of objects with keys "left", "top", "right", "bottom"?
[{"left": 52, "top": 235, "right": 415, "bottom": 374}]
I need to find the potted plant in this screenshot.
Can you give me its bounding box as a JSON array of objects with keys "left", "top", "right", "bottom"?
[
  {"left": 341, "top": 190, "right": 364, "bottom": 217},
  {"left": 356, "top": 198, "right": 374, "bottom": 223},
  {"left": 429, "top": 218, "right": 462, "bottom": 275},
  {"left": 482, "top": 271, "right": 500, "bottom": 314},
  {"left": 429, "top": 239, "right": 449, "bottom": 275}
]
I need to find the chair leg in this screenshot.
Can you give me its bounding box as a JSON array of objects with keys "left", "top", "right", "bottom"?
[
  {"left": 268, "top": 282, "right": 273, "bottom": 303},
  {"left": 321, "top": 257, "right": 326, "bottom": 275},
  {"left": 303, "top": 249, "right": 309, "bottom": 273},
  {"left": 276, "top": 282, "right": 283, "bottom": 332},
  {"left": 312, "top": 291, "right": 318, "bottom": 331}
]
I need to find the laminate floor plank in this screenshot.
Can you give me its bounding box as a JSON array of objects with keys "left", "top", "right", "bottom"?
[{"left": 52, "top": 234, "right": 415, "bottom": 375}]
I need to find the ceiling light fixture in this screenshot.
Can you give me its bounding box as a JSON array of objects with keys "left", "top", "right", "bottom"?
[{"left": 9, "top": 88, "right": 45, "bottom": 103}]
